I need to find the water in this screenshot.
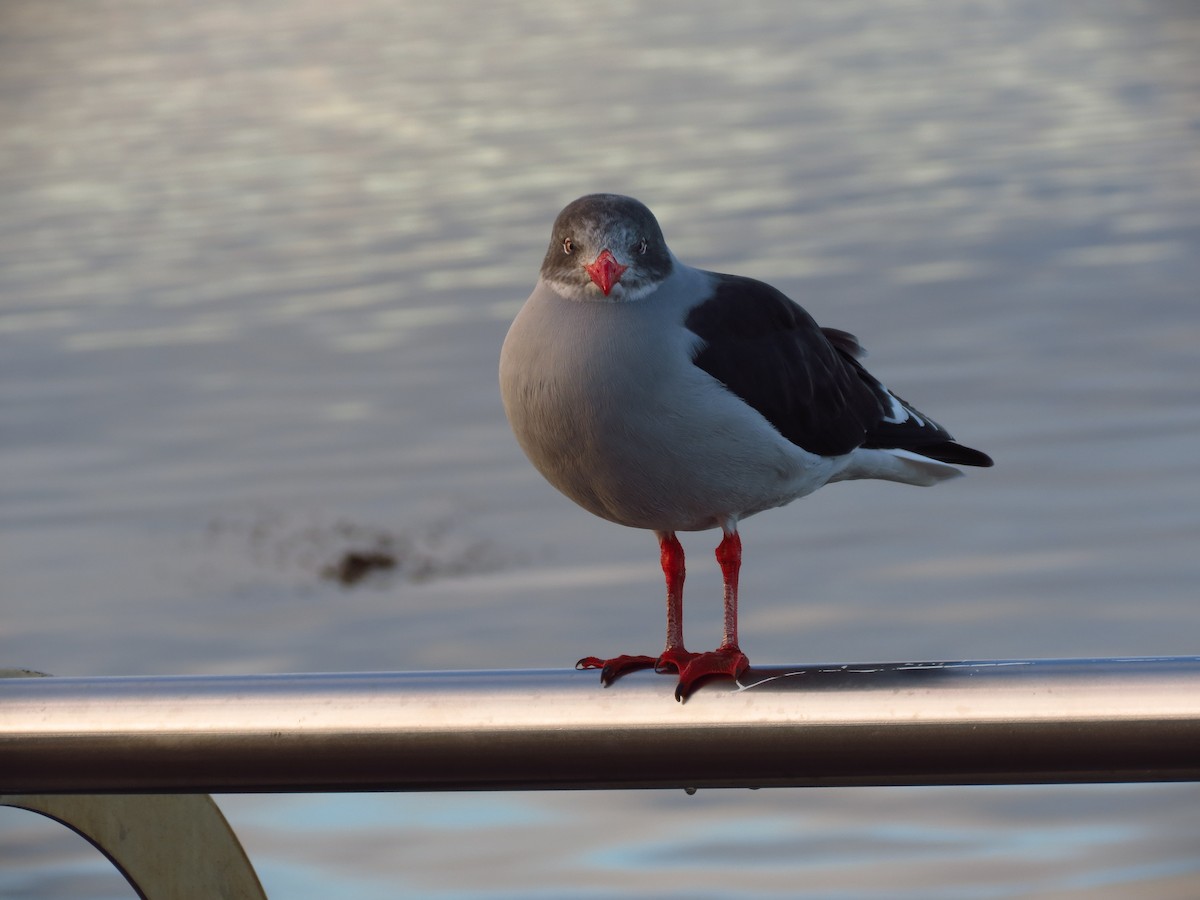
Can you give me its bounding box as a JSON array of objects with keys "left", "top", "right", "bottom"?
[{"left": 3, "top": 0, "right": 1199, "bottom": 896}]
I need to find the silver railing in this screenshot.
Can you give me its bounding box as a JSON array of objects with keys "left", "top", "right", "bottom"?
[
  {"left": 5, "top": 657, "right": 1200, "bottom": 792},
  {"left": 4, "top": 658, "right": 1200, "bottom": 898}
]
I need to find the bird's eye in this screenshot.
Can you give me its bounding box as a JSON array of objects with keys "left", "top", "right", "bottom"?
[
  {"left": 562, "top": 237, "right": 574, "bottom": 255},
  {"left": 637, "top": 239, "right": 648, "bottom": 255}
]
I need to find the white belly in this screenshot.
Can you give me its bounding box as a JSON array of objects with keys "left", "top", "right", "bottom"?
[{"left": 500, "top": 280, "right": 845, "bottom": 532}]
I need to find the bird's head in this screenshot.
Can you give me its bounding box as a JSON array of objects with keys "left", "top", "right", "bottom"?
[{"left": 540, "top": 194, "right": 674, "bottom": 302}]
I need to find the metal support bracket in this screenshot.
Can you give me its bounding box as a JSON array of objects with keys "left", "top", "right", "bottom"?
[{"left": 1, "top": 793, "right": 267, "bottom": 900}]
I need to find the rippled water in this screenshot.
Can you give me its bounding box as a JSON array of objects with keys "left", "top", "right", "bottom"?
[{"left": 3, "top": 0, "right": 1199, "bottom": 897}]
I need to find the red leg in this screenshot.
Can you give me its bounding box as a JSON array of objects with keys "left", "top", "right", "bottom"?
[
  {"left": 654, "top": 531, "right": 698, "bottom": 673},
  {"left": 577, "top": 531, "right": 696, "bottom": 685},
  {"left": 673, "top": 525, "right": 750, "bottom": 701},
  {"left": 717, "top": 529, "right": 741, "bottom": 650}
]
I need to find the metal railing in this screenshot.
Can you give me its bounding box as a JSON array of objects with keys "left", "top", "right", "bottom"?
[{"left": 5, "top": 656, "right": 1200, "bottom": 793}]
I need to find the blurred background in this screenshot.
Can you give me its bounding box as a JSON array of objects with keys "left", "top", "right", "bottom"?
[{"left": 2, "top": 0, "right": 1199, "bottom": 897}]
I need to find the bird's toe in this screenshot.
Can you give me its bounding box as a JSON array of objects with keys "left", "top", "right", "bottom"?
[
  {"left": 654, "top": 647, "right": 699, "bottom": 674},
  {"left": 576, "top": 654, "right": 659, "bottom": 686},
  {"left": 674, "top": 646, "right": 750, "bottom": 702}
]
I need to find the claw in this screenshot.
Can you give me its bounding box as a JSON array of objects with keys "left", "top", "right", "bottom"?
[
  {"left": 576, "top": 654, "right": 658, "bottom": 686},
  {"left": 673, "top": 646, "right": 750, "bottom": 702}
]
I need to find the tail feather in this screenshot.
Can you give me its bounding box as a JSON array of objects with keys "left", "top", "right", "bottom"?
[{"left": 832, "top": 447, "right": 968, "bottom": 487}]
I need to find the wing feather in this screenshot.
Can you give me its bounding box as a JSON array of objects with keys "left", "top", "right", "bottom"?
[{"left": 685, "top": 274, "right": 992, "bottom": 467}]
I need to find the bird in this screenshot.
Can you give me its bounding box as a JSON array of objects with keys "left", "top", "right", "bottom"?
[{"left": 499, "top": 193, "right": 992, "bottom": 701}]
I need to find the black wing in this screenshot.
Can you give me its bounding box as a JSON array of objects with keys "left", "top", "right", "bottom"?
[
  {"left": 685, "top": 274, "right": 992, "bottom": 466},
  {"left": 684, "top": 274, "right": 879, "bottom": 457}
]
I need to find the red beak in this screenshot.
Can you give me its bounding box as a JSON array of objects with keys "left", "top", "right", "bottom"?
[{"left": 584, "top": 249, "right": 628, "bottom": 296}]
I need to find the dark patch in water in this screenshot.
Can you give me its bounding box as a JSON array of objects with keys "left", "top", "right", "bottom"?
[{"left": 206, "top": 511, "right": 506, "bottom": 589}]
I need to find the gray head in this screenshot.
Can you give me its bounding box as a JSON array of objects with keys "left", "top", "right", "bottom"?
[{"left": 539, "top": 194, "right": 674, "bottom": 302}]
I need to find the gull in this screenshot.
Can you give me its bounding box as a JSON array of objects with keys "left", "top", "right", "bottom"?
[{"left": 500, "top": 194, "right": 992, "bottom": 700}]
